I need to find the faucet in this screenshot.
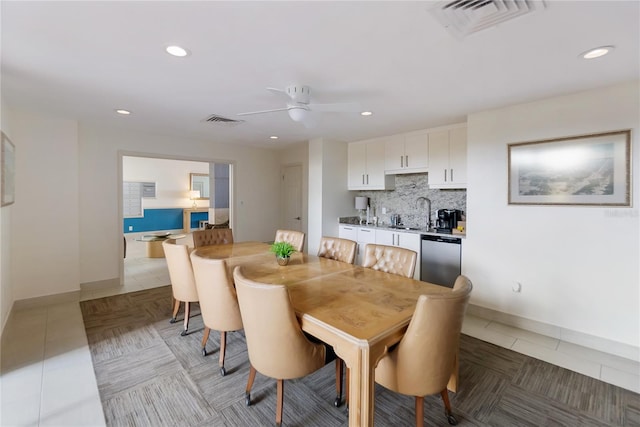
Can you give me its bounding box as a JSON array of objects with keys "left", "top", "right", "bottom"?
[{"left": 415, "top": 197, "right": 431, "bottom": 230}]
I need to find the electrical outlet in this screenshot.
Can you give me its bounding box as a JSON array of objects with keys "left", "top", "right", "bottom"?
[
  {"left": 128, "top": 226, "right": 133, "bottom": 231},
  {"left": 512, "top": 282, "right": 522, "bottom": 293}
]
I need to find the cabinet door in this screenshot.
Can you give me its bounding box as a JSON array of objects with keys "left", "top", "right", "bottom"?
[
  {"left": 365, "top": 140, "right": 387, "bottom": 188},
  {"left": 403, "top": 131, "right": 429, "bottom": 172},
  {"left": 348, "top": 143, "right": 367, "bottom": 189},
  {"left": 338, "top": 225, "right": 358, "bottom": 242},
  {"left": 375, "top": 229, "right": 395, "bottom": 246},
  {"left": 449, "top": 127, "right": 467, "bottom": 186},
  {"left": 427, "top": 130, "right": 450, "bottom": 186},
  {"left": 384, "top": 135, "right": 405, "bottom": 173},
  {"left": 396, "top": 232, "right": 421, "bottom": 280}
]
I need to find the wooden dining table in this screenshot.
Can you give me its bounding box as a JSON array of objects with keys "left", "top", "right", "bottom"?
[{"left": 193, "top": 241, "right": 457, "bottom": 427}]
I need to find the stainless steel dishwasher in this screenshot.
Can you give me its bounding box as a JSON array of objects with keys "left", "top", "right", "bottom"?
[{"left": 420, "top": 235, "right": 461, "bottom": 288}]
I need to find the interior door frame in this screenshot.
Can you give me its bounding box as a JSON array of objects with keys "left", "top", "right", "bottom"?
[{"left": 118, "top": 150, "right": 235, "bottom": 285}]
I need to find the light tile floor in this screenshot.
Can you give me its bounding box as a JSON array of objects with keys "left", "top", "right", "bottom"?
[{"left": 2, "top": 237, "right": 638, "bottom": 425}]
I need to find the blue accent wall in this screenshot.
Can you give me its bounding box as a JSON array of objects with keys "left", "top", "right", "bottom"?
[{"left": 124, "top": 208, "right": 208, "bottom": 233}]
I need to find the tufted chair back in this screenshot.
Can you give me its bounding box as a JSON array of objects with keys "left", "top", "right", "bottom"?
[
  {"left": 317, "top": 236, "right": 357, "bottom": 264},
  {"left": 274, "top": 229, "right": 305, "bottom": 252},
  {"left": 374, "top": 275, "right": 472, "bottom": 426},
  {"left": 362, "top": 244, "right": 417, "bottom": 279},
  {"left": 163, "top": 240, "right": 199, "bottom": 303},
  {"left": 192, "top": 228, "right": 234, "bottom": 248}
]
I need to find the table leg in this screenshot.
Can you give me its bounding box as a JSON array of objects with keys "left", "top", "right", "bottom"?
[{"left": 342, "top": 344, "right": 387, "bottom": 427}]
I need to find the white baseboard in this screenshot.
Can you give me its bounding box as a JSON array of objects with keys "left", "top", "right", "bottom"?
[
  {"left": 467, "top": 304, "right": 639, "bottom": 362},
  {"left": 12, "top": 290, "right": 80, "bottom": 311},
  {"left": 80, "top": 278, "right": 121, "bottom": 291}
]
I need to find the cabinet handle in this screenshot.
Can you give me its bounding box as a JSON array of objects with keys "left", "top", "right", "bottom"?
[
  {"left": 400, "top": 156, "right": 403, "bottom": 168},
  {"left": 362, "top": 174, "right": 365, "bottom": 185},
  {"left": 392, "top": 234, "right": 396, "bottom": 245},
  {"left": 397, "top": 234, "right": 400, "bottom": 246},
  {"left": 444, "top": 169, "right": 447, "bottom": 182},
  {"left": 366, "top": 174, "right": 369, "bottom": 184},
  {"left": 450, "top": 168, "right": 454, "bottom": 181},
  {"left": 344, "top": 227, "right": 353, "bottom": 230},
  {"left": 405, "top": 155, "right": 408, "bottom": 167},
  {"left": 362, "top": 229, "right": 371, "bottom": 233}
]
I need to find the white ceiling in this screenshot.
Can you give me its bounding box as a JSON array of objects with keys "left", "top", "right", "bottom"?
[{"left": 2, "top": 1, "right": 638, "bottom": 149}]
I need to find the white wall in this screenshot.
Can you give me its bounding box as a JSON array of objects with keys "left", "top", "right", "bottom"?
[
  {"left": 122, "top": 156, "right": 209, "bottom": 209},
  {"left": 465, "top": 81, "right": 639, "bottom": 352},
  {"left": 79, "top": 124, "right": 280, "bottom": 286},
  {"left": 7, "top": 109, "right": 80, "bottom": 301},
  {"left": 308, "top": 138, "right": 352, "bottom": 254},
  {"left": 1, "top": 98, "right": 14, "bottom": 333}
]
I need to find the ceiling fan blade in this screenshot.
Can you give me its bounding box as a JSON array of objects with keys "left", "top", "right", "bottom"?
[
  {"left": 308, "top": 102, "right": 362, "bottom": 113},
  {"left": 266, "top": 87, "right": 293, "bottom": 101},
  {"left": 237, "top": 107, "right": 290, "bottom": 116}
]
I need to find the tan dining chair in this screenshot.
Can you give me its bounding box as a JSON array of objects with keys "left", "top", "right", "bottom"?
[
  {"left": 375, "top": 275, "right": 473, "bottom": 427},
  {"left": 162, "top": 239, "right": 199, "bottom": 336},
  {"left": 274, "top": 229, "right": 305, "bottom": 252},
  {"left": 233, "top": 266, "right": 341, "bottom": 427},
  {"left": 190, "top": 252, "right": 243, "bottom": 376},
  {"left": 362, "top": 243, "right": 417, "bottom": 278},
  {"left": 192, "top": 228, "right": 234, "bottom": 248},
  {"left": 317, "top": 236, "right": 357, "bottom": 264}
]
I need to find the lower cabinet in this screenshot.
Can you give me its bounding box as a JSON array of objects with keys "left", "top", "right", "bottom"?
[
  {"left": 339, "top": 225, "right": 421, "bottom": 280},
  {"left": 374, "top": 229, "right": 421, "bottom": 280}
]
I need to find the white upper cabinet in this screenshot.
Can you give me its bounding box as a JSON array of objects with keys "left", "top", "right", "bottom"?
[
  {"left": 348, "top": 139, "right": 395, "bottom": 190},
  {"left": 384, "top": 131, "right": 429, "bottom": 174},
  {"left": 428, "top": 126, "right": 467, "bottom": 189}
]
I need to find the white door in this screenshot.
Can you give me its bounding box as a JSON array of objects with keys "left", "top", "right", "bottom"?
[{"left": 282, "top": 164, "right": 302, "bottom": 232}]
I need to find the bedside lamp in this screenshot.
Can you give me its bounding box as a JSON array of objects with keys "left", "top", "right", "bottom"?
[
  {"left": 190, "top": 190, "right": 201, "bottom": 209},
  {"left": 355, "top": 196, "right": 369, "bottom": 225}
]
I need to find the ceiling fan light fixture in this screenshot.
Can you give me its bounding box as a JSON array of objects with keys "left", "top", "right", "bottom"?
[{"left": 287, "top": 107, "right": 308, "bottom": 122}]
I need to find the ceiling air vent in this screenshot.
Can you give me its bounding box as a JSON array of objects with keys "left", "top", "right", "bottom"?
[
  {"left": 202, "top": 114, "right": 245, "bottom": 126},
  {"left": 430, "top": 0, "right": 546, "bottom": 39}
]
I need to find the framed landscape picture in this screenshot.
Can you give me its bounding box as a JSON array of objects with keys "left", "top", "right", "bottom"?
[
  {"left": 1, "top": 132, "right": 15, "bottom": 207},
  {"left": 508, "top": 130, "right": 631, "bottom": 206}
]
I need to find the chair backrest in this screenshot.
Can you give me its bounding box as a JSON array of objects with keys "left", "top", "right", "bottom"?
[
  {"left": 190, "top": 252, "right": 243, "bottom": 332},
  {"left": 233, "top": 266, "right": 325, "bottom": 380},
  {"left": 362, "top": 244, "right": 417, "bottom": 278},
  {"left": 162, "top": 240, "right": 199, "bottom": 302},
  {"left": 317, "top": 236, "right": 357, "bottom": 264},
  {"left": 377, "top": 275, "right": 472, "bottom": 397},
  {"left": 192, "top": 228, "right": 234, "bottom": 248},
  {"left": 274, "top": 229, "right": 305, "bottom": 252}
]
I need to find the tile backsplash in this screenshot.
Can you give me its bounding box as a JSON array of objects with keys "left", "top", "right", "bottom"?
[{"left": 354, "top": 173, "right": 466, "bottom": 228}]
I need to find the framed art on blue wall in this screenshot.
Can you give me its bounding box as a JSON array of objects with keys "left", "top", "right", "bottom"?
[
  {"left": 508, "top": 130, "right": 631, "bottom": 206},
  {"left": 1, "top": 132, "right": 15, "bottom": 207}
]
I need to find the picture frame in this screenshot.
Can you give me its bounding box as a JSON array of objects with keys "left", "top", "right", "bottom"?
[
  {"left": 1, "top": 132, "right": 15, "bottom": 207},
  {"left": 508, "top": 130, "right": 631, "bottom": 206}
]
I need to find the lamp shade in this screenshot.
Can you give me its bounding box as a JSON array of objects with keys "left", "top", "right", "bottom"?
[{"left": 355, "top": 196, "right": 369, "bottom": 210}]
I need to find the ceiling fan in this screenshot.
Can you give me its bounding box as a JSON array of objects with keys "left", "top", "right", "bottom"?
[{"left": 237, "top": 84, "right": 362, "bottom": 128}]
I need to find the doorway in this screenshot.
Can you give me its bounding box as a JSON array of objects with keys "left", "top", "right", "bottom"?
[{"left": 281, "top": 164, "right": 303, "bottom": 233}]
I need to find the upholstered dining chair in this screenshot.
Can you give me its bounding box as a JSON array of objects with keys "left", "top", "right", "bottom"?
[
  {"left": 317, "top": 236, "right": 357, "bottom": 264},
  {"left": 375, "top": 275, "right": 473, "bottom": 427},
  {"left": 233, "top": 266, "right": 340, "bottom": 427},
  {"left": 192, "top": 228, "right": 234, "bottom": 248},
  {"left": 274, "top": 229, "right": 305, "bottom": 252},
  {"left": 190, "top": 252, "right": 243, "bottom": 376},
  {"left": 162, "top": 239, "right": 199, "bottom": 336},
  {"left": 362, "top": 243, "right": 417, "bottom": 279}
]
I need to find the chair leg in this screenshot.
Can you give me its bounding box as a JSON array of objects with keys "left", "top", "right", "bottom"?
[
  {"left": 440, "top": 389, "right": 458, "bottom": 425},
  {"left": 345, "top": 367, "right": 350, "bottom": 408},
  {"left": 181, "top": 302, "right": 190, "bottom": 336},
  {"left": 276, "top": 379, "right": 284, "bottom": 427},
  {"left": 219, "top": 331, "right": 227, "bottom": 376},
  {"left": 245, "top": 365, "right": 257, "bottom": 406},
  {"left": 334, "top": 358, "right": 343, "bottom": 407},
  {"left": 170, "top": 299, "right": 180, "bottom": 323},
  {"left": 415, "top": 396, "right": 424, "bottom": 427},
  {"left": 201, "top": 327, "right": 210, "bottom": 356}
]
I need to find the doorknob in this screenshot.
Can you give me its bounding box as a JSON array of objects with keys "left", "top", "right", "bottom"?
[{"left": 294, "top": 217, "right": 301, "bottom": 220}]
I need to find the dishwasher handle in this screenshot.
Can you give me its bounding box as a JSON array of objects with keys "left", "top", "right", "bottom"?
[{"left": 421, "top": 234, "right": 461, "bottom": 245}]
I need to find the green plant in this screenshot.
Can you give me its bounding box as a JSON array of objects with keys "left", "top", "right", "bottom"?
[{"left": 270, "top": 241, "right": 296, "bottom": 258}]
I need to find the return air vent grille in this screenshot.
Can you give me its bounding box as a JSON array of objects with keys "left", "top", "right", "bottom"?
[
  {"left": 430, "top": 0, "right": 546, "bottom": 39},
  {"left": 202, "top": 114, "right": 245, "bottom": 125}
]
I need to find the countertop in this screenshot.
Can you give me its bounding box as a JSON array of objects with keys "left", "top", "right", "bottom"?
[{"left": 338, "top": 217, "right": 465, "bottom": 239}]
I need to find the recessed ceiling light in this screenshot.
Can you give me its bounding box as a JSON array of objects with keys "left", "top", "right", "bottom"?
[
  {"left": 270, "top": 136, "right": 279, "bottom": 140},
  {"left": 166, "top": 45, "right": 190, "bottom": 57},
  {"left": 580, "top": 45, "right": 615, "bottom": 59},
  {"left": 115, "top": 109, "right": 131, "bottom": 115},
  {"left": 361, "top": 111, "right": 373, "bottom": 116}
]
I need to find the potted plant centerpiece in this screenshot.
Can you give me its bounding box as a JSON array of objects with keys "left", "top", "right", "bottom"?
[{"left": 270, "top": 241, "right": 296, "bottom": 266}]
